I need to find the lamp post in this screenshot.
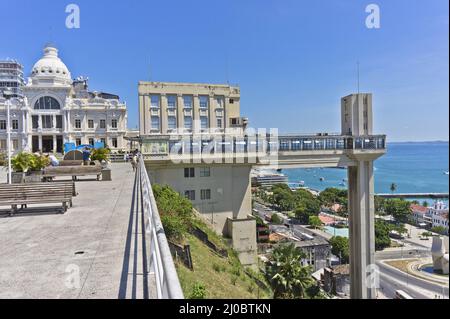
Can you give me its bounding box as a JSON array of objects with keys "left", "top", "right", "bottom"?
[{"left": 3, "top": 89, "right": 13, "bottom": 184}]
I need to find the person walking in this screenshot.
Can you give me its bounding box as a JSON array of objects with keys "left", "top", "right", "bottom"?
[
  {"left": 82, "top": 147, "right": 91, "bottom": 166},
  {"left": 131, "top": 153, "right": 137, "bottom": 172}
]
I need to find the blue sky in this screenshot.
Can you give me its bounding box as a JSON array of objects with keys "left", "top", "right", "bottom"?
[{"left": 1, "top": 0, "right": 448, "bottom": 141}]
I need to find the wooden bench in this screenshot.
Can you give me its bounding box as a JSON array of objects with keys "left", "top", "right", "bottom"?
[
  {"left": 0, "top": 182, "right": 74, "bottom": 216},
  {"left": 59, "top": 160, "right": 83, "bottom": 167},
  {"left": 43, "top": 161, "right": 102, "bottom": 181}
]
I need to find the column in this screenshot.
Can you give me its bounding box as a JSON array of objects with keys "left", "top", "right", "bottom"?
[
  {"left": 53, "top": 135, "right": 57, "bottom": 153},
  {"left": 193, "top": 94, "right": 200, "bottom": 133},
  {"left": 177, "top": 94, "right": 184, "bottom": 132},
  {"left": 161, "top": 93, "right": 168, "bottom": 134},
  {"left": 38, "top": 135, "right": 42, "bottom": 151},
  {"left": 348, "top": 160, "right": 376, "bottom": 299},
  {"left": 209, "top": 95, "right": 217, "bottom": 132}
]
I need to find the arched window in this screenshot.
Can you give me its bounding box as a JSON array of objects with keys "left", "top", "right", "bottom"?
[{"left": 34, "top": 96, "right": 61, "bottom": 110}]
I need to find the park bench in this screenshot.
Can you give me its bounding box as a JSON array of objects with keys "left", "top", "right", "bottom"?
[
  {"left": 0, "top": 182, "right": 74, "bottom": 216},
  {"left": 43, "top": 161, "right": 102, "bottom": 181}
]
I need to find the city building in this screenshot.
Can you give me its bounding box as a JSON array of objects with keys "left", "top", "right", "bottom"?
[
  {"left": 427, "top": 201, "right": 449, "bottom": 234},
  {"left": 0, "top": 44, "right": 128, "bottom": 154},
  {"left": 0, "top": 60, "right": 25, "bottom": 98},
  {"left": 410, "top": 204, "right": 429, "bottom": 227},
  {"left": 138, "top": 84, "right": 386, "bottom": 298}
]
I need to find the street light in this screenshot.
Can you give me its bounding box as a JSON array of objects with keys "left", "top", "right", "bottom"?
[{"left": 2, "top": 89, "right": 13, "bottom": 184}]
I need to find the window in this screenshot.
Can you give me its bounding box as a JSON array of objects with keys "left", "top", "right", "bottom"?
[
  {"left": 112, "top": 138, "right": 118, "bottom": 148},
  {"left": 183, "top": 95, "right": 192, "bottom": 108},
  {"left": 42, "top": 115, "right": 53, "bottom": 129},
  {"left": 184, "top": 116, "right": 192, "bottom": 130},
  {"left": 76, "top": 138, "right": 81, "bottom": 146},
  {"left": 0, "top": 139, "right": 6, "bottom": 150},
  {"left": 100, "top": 119, "right": 106, "bottom": 129},
  {"left": 200, "top": 116, "right": 208, "bottom": 130},
  {"left": 150, "top": 95, "right": 160, "bottom": 108},
  {"left": 56, "top": 115, "right": 62, "bottom": 129},
  {"left": 34, "top": 96, "right": 60, "bottom": 110},
  {"left": 184, "top": 167, "right": 195, "bottom": 178},
  {"left": 88, "top": 119, "right": 94, "bottom": 129},
  {"left": 201, "top": 189, "right": 211, "bottom": 200},
  {"left": 200, "top": 167, "right": 210, "bottom": 177},
  {"left": 167, "top": 95, "right": 177, "bottom": 109},
  {"left": 0, "top": 120, "right": 6, "bottom": 130},
  {"left": 216, "top": 118, "right": 223, "bottom": 129},
  {"left": 75, "top": 119, "right": 81, "bottom": 129},
  {"left": 31, "top": 115, "right": 39, "bottom": 129},
  {"left": 168, "top": 116, "right": 177, "bottom": 130},
  {"left": 216, "top": 97, "right": 224, "bottom": 108},
  {"left": 151, "top": 116, "right": 160, "bottom": 131},
  {"left": 88, "top": 138, "right": 94, "bottom": 146},
  {"left": 185, "top": 190, "right": 195, "bottom": 201},
  {"left": 111, "top": 119, "right": 118, "bottom": 129},
  {"left": 100, "top": 138, "right": 106, "bottom": 145},
  {"left": 12, "top": 120, "right": 18, "bottom": 130},
  {"left": 199, "top": 95, "right": 208, "bottom": 108},
  {"left": 12, "top": 139, "right": 19, "bottom": 151}
]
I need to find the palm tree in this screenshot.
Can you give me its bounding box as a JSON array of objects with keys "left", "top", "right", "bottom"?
[
  {"left": 265, "top": 243, "right": 314, "bottom": 298},
  {"left": 390, "top": 183, "right": 397, "bottom": 194}
]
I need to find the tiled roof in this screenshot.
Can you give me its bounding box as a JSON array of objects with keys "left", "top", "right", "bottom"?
[{"left": 411, "top": 204, "right": 428, "bottom": 214}]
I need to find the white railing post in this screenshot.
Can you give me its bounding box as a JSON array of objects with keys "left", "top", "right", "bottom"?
[{"left": 138, "top": 155, "right": 184, "bottom": 299}]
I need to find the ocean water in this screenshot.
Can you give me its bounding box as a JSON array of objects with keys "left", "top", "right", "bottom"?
[{"left": 283, "top": 142, "right": 449, "bottom": 195}]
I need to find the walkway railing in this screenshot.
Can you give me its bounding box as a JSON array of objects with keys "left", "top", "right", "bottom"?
[{"left": 138, "top": 155, "right": 184, "bottom": 299}]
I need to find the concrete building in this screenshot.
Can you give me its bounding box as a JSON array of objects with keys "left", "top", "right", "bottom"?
[
  {"left": 0, "top": 60, "right": 25, "bottom": 98},
  {"left": 410, "top": 204, "right": 429, "bottom": 227},
  {"left": 0, "top": 44, "right": 128, "bottom": 154},
  {"left": 138, "top": 82, "right": 386, "bottom": 298}
]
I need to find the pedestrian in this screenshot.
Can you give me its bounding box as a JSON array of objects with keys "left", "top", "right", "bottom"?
[
  {"left": 82, "top": 147, "right": 91, "bottom": 166},
  {"left": 131, "top": 154, "right": 137, "bottom": 172}
]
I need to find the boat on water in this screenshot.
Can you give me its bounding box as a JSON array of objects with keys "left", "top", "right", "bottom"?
[
  {"left": 444, "top": 171, "right": 449, "bottom": 175},
  {"left": 319, "top": 177, "right": 325, "bottom": 182}
]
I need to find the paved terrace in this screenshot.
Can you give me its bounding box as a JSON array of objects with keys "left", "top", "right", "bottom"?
[{"left": 0, "top": 163, "right": 155, "bottom": 299}]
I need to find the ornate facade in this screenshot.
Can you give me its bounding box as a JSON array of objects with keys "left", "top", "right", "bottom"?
[{"left": 0, "top": 44, "right": 128, "bottom": 153}]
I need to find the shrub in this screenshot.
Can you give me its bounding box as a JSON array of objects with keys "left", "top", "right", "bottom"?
[
  {"left": 91, "top": 148, "right": 111, "bottom": 161},
  {"left": 230, "top": 275, "right": 238, "bottom": 286},
  {"left": 271, "top": 214, "right": 283, "bottom": 225},
  {"left": 247, "top": 283, "right": 256, "bottom": 293},
  {"left": 212, "top": 263, "right": 222, "bottom": 273},
  {"left": 189, "top": 282, "right": 207, "bottom": 299}
]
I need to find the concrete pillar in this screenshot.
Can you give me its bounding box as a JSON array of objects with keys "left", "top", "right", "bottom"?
[
  {"left": 348, "top": 159, "right": 376, "bottom": 299},
  {"left": 161, "top": 93, "right": 168, "bottom": 134},
  {"left": 193, "top": 94, "right": 200, "bottom": 133},
  {"left": 38, "top": 135, "right": 42, "bottom": 151},
  {"left": 53, "top": 135, "right": 57, "bottom": 153},
  {"left": 209, "top": 95, "right": 217, "bottom": 132},
  {"left": 177, "top": 94, "right": 184, "bottom": 132}
]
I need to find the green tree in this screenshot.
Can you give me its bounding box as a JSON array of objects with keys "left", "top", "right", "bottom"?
[
  {"left": 308, "top": 215, "right": 323, "bottom": 229},
  {"left": 271, "top": 184, "right": 295, "bottom": 211},
  {"left": 375, "top": 220, "right": 391, "bottom": 250},
  {"left": 422, "top": 200, "right": 429, "bottom": 208},
  {"left": 271, "top": 213, "right": 283, "bottom": 225},
  {"left": 265, "top": 243, "right": 314, "bottom": 299},
  {"left": 329, "top": 236, "right": 349, "bottom": 264},
  {"left": 384, "top": 198, "right": 411, "bottom": 223},
  {"left": 375, "top": 196, "right": 386, "bottom": 215},
  {"left": 318, "top": 188, "right": 347, "bottom": 207}
]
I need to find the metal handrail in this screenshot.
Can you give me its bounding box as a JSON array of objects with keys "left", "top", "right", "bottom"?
[{"left": 138, "top": 155, "right": 184, "bottom": 299}]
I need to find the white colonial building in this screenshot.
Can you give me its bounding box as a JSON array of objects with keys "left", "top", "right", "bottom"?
[{"left": 0, "top": 44, "right": 128, "bottom": 154}]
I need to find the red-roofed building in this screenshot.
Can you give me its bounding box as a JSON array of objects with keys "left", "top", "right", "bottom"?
[{"left": 410, "top": 204, "right": 430, "bottom": 227}]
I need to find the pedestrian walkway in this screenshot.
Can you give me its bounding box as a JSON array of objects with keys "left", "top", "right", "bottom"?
[{"left": 0, "top": 163, "right": 154, "bottom": 298}]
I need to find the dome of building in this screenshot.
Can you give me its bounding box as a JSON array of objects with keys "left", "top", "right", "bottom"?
[{"left": 30, "top": 44, "right": 72, "bottom": 83}]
